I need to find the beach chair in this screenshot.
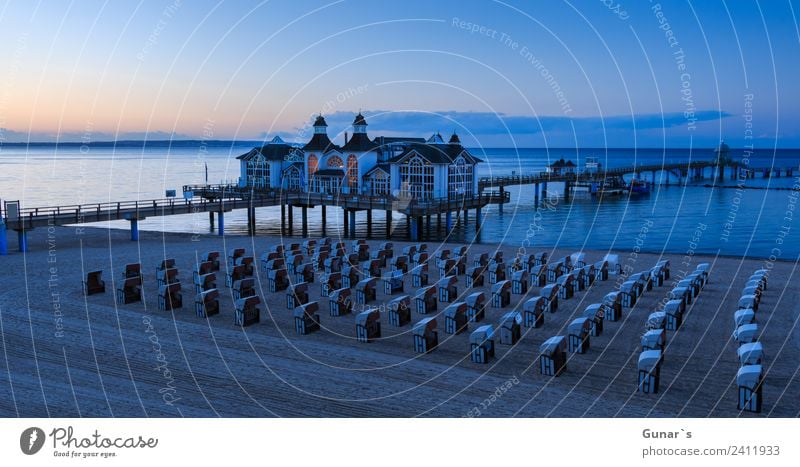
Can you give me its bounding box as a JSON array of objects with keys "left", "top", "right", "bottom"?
[
  {"left": 488, "top": 261, "right": 506, "bottom": 284},
  {"left": 546, "top": 261, "right": 563, "bottom": 283},
  {"left": 734, "top": 308, "right": 756, "bottom": 331},
  {"left": 443, "top": 302, "right": 469, "bottom": 335},
  {"left": 228, "top": 248, "right": 245, "bottom": 268},
  {"left": 193, "top": 261, "right": 215, "bottom": 282},
  {"left": 465, "top": 265, "right": 485, "bottom": 289},
  {"left": 437, "top": 275, "right": 458, "bottom": 303},
  {"left": 573, "top": 267, "right": 586, "bottom": 292},
  {"left": 295, "top": 263, "right": 314, "bottom": 284},
  {"left": 388, "top": 295, "right": 411, "bottom": 327},
  {"left": 620, "top": 281, "right": 638, "bottom": 308},
  {"left": 204, "top": 252, "right": 221, "bottom": 271},
  {"left": 351, "top": 239, "right": 367, "bottom": 253},
  {"left": 646, "top": 312, "right": 667, "bottom": 331},
  {"left": 695, "top": 263, "right": 710, "bottom": 283},
  {"left": 465, "top": 292, "right": 487, "bottom": 323},
  {"left": 225, "top": 264, "right": 245, "bottom": 288},
  {"left": 649, "top": 265, "right": 665, "bottom": 287},
  {"left": 499, "top": 311, "right": 522, "bottom": 345},
  {"left": 603, "top": 254, "right": 622, "bottom": 275},
  {"left": 320, "top": 237, "right": 332, "bottom": 247},
  {"left": 594, "top": 260, "right": 609, "bottom": 281},
  {"left": 556, "top": 273, "right": 575, "bottom": 300},
  {"left": 738, "top": 341, "right": 764, "bottom": 367},
  {"left": 512, "top": 270, "right": 529, "bottom": 294},
  {"left": 470, "top": 325, "right": 495, "bottom": 364},
  {"left": 355, "top": 308, "right": 381, "bottom": 343},
  {"left": 324, "top": 256, "right": 342, "bottom": 274},
  {"left": 638, "top": 350, "right": 662, "bottom": 393},
  {"left": 270, "top": 244, "right": 285, "bottom": 256},
  {"left": 472, "top": 252, "right": 489, "bottom": 268},
  {"left": 194, "top": 289, "right": 219, "bottom": 318},
  {"left": 530, "top": 264, "right": 547, "bottom": 287},
  {"left": 391, "top": 255, "right": 409, "bottom": 273},
  {"left": 158, "top": 283, "right": 182, "bottom": 311},
  {"left": 433, "top": 249, "right": 451, "bottom": 263},
  {"left": 286, "top": 254, "right": 304, "bottom": 275},
  {"left": 83, "top": 270, "right": 106, "bottom": 296},
  {"left": 677, "top": 278, "right": 698, "bottom": 300},
  {"left": 417, "top": 243, "right": 429, "bottom": 253},
  {"left": 656, "top": 259, "right": 670, "bottom": 281},
  {"left": 116, "top": 276, "right": 142, "bottom": 304},
  {"left": 402, "top": 245, "right": 417, "bottom": 258},
  {"left": 236, "top": 256, "right": 255, "bottom": 277},
  {"left": 341, "top": 264, "right": 360, "bottom": 289},
  {"left": 329, "top": 288, "right": 353, "bottom": 317},
  {"left": 505, "top": 257, "right": 523, "bottom": 278},
  {"left": 268, "top": 268, "right": 289, "bottom": 292},
  {"left": 523, "top": 296, "right": 546, "bottom": 328},
  {"left": 312, "top": 250, "right": 329, "bottom": 272},
  {"left": 354, "top": 243, "right": 370, "bottom": 262},
  {"left": 734, "top": 323, "right": 758, "bottom": 345},
  {"left": 437, "top": 258, "right": 457, "bottom": 278},
  {"left": 361, "top": 259, "right": 382, "bottom": 278},
  {"left": 303, "top": 239, "right": 317, "bottom": 256},
  {"left": 664, "top": 299, "right": 685, "bottom": 330},
  {"left": 383, "top": 270, "right": 404, "bottom": 295},
  {"left": 750, "top": 269, "right": 768, "bottom": 290},
  {"left": 412, "top": 252, "right": 428, "bottom": 269},
  {"left": 379, "top": 242, "right": 394, "bottom": 258},
  {"left": 570, "top": 252, "right": 586, "bottom": 269},
  {"left": 453, "top": 246, "right": 468, "bottom": 257},
  {"left": 602, "top": 292, "right": 622, "bottom": 321},
  {"left": 234, "top": 296, "right": 260, "bottom": 327},
  {"left": 738, "top": 294, "right": 758, "bottom": 312},
  {"left": 286, "top": 282, "right": 309, "bottom": 309},
  {"left": 520, "top": 254, "right": 537, "bottom": 273},
  {"left": 567, "top": 317, "right": 591, "bottom": 353},
  {"left": 156, "top": 258, "right": 175, "bottom": 273},
  {"left": 534, "top": 251, "right": 548, "bottom": 266},
  {"left": 232, "top": 277, "right": 255, "bottom": 301},
  {"left": 355, "top": 278, "right": 377, "bottom": 305},
  {"left": 687, "top": 271, "right": 705, "bottom": 291},
  {"left": 491, "top": 280, "right": 511, "bottom": 308},
  {"left": 412, "top": 318, "right": 438, "bottom": 353},
  {"left": 411, "top": 264, "right": 429, "bottom": 288},
  {"left": 737, "top": 365, "right": 763, "bottom": 413},
  {"left": 415, "top": 285, "right": 437, "bottom": 314},
  {"left": 541, "top": 283, "right": 560, "bottom": 313},
  {"left": 669, "top": 287, "right": 691, "bottom": 308},
  {"left": 123, "top": 263, "right": 141, "bottom": 279},
  {"left": 582, "top": 304, "right": 604, "bottom": 336},
  {"left": 371, "top": 249, "right": 389, "bottom": 268},
  {"left": 321, "top": 272, "right": 342, "bottom": 297},
  {"left": 157, "top": 267, "right": 179, "bottom": 287},
  {"left": 539, "top": 336, "right": 567, "bottom": 376},
  {"left": 641, "top": 329, "right": 666, "bottom": 352},
  {"left": 265, "top": 258, "right": 286, "bottom": 272},
  {"left": 632, "top": 270, "right": 652, "bottom": 292}
]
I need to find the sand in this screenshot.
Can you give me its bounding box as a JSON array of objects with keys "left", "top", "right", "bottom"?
[{"left": 0, "top": 224, "right": 798, "bottom": 417}]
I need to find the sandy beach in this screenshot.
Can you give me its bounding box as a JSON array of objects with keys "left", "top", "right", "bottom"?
[{"left": 0, "top": 224, "right": 797, "bottom": 418}]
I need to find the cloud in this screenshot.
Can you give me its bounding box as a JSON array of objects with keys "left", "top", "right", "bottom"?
[{"left": 292, "top": 109, "right": 731, "bottom": 138}]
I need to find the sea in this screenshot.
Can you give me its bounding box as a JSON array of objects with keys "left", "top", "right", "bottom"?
[{"left": 1, "top": 142, "right": 799, "bottom": 259}]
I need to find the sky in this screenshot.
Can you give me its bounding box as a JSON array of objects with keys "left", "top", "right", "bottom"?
[{"left": 0, "top": 0, "right": 798, "bottom": 147}]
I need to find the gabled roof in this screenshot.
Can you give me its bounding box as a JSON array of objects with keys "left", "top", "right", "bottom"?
[
  {"left": 388, "top": 143, "right": 483, "bottom": 165},
  {"left": 237, "top": 142, "right": 298, "bottom": 161},
  {"left": 303, "top": 133, "right": 339, "bottom": 152},
  {"left": 363, "top": 163, "right": 390, "bottom": 178},
  {"left": 281, "top": 162, "right": 303, "bottom": 172}
]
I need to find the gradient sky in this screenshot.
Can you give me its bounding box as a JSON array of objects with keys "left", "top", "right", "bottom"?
[{"left": 0, "top": 0, "right": 798, "bottom": 147}]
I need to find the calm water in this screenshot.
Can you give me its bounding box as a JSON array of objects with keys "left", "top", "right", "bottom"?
[{"left": 1, "top": 144, "right": 799, "bottom": 259}]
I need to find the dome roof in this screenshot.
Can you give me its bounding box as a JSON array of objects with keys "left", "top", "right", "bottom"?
[
  {"left": 313, "top": 115, "right": 328, "bottom": 127},
  {"left": 353, "top": 113, "right": 367, "bottom": 126}
]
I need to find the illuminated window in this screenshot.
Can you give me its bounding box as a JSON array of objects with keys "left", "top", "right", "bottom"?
[
  {"left": 347, "top": 154, "right": 358, "bottom": 189},
  {"left": 307, "top": 154, "right": 318, "bottom": 177},
  {"left": 448, "top": 157, "right": 472, "bottom": 198},
  {"left": 327, "top": 155, "right": 343, "bottom": 168},
  {"left": 399, "top": 155, "right": 433, "bottom": 200}
]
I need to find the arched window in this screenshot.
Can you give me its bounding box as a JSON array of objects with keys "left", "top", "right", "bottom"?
[
  {"left": 399, "top": 155, "right": 433, "bottom": 200},
  {"left": 284, "top": 166, "right": 301, "bottom": 190},
  {"left": 307, "top": 154, "right": 318, "bottom": 177},
  {"left": 347, "top": 154, "right": 358, "bottom": 189},
  {"left": 246, "top": 154, "right": 269, "bottom": 188},
  {"left": 327, "top": 155, "right": 343, "bottom": 168},
  {"left": 448, "top": 156, "right": 472, "bottom": 198}
]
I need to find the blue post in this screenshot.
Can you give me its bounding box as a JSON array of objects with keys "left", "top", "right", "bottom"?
[
  {"left": 410, "top": 216, "right": 418, "bottom": 241},
  {"left": 349, "top": 210, "right": 356, "bottom": 238},
  {"left": 130, "top": 219, "right": 139, "bottom": 242},
  {"left": 475, "top": 208, "right": 482, "bottom": 228},
  {"left": 446, "top": 212, "right": 453, "bottom": 231},
  {"left": 651, "top": 171, "right": 656, "bottom": 187},
  {"left": 542, "top": 182, "right": 548, "bottom": 201},
  {"left": 534, "top": 183, "right": 540, "bottom": 204},
  {"left": 18, "top": 229, "right": 28, "bottom": 252},
  {"left": 218, "top": 211, "right": 225, "bottom": 236},
  {"left": 0, "top": 221, "right": 7, "bottom": 255},
  {"left": 498, "top": 186, "right": 504, "bottom": 214}
]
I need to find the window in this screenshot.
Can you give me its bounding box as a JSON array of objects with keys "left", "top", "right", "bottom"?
[
  {"left": 310, "top": 175, "right": 341, "bottom": 194},
  {"left": 347, "top": 154, "right": 358, "bottom": 189},
  {"left": 448, "top": 157, "right": 473, "bottom": 198},
  {"left": 399, "top": 156, "right": 433, "bottom": 200},
  {"left": 369, "top": 170, "right": 390, "bottom": 196},
  {"left": 246, "top": 155, "right": 269, "bottom": 188},
  {"left": 284, "top": 166, "right": 301, "bottom": 190},
  {"left": 327, "top": 155, "right": 343, "bottom": 168},
  {"left": 307, "top": 154, "right": 318, "bottom": 177}
]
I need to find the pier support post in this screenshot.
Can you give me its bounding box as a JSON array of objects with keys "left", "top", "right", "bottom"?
[
  {"left": 410, "top": 215, "right": 418, "bottom": 241},
  {"left": 563, "top": 181, "right": 571, "bottom": 201},
  {"left": 385, "top": 210, "right": 392, "bottom": 237},
  {"left": 0, "top": 221, "right": 6, "bottom": 255},
  {"left": 417, "top": 217, "right": 424, "bottom": 240},
  {"left": 281, "top": 204, "right": 286, "bottom": 235},
  {"left": 321, "top": 205, "right": 327, "bottom": 235},
  {"left": 349, "top": 210, "right": 356, "bottom": 239},
  {"left": 366, "top": 209, "right": 372, "bottom": 238},
  {"left": 301, "top": 207, "right": 308, "bottom": 238},
  {"left": 499, "top": 186, "right": 505, "bottom": 214},
  {"left": 446, "top": 211, "right": 453, "bottom": 232},
  {"left": 475, "top": 207, "right": 482, "bottom": 235},
  {"left": 217, "top": 212, "right": 225, "bottom": 236},
  {"left": 343, "top": 209, "right": 349, "bottom": 237},
  {"left": 436, "top": 213, "right": 441, "bottom": 231},
  {"left": 287, "top": 206, "right": 294, "bottom": 234},
  {"left": 425, "top": 215, "right": 431, "bottom": 233},
  {"left": 534, "top": 183, "right": 540, "bottom": 205},
  {"left": 129, "top": 219, "right": 139, "bottom": 242},
  {"left": 246, "top": 208, "right": 255, "bottom": 236},
  {"left": 542, "top": 181, "right": 548, "bottom": 200},
  {"left": 17, "top": 229, "right": 27, "bottom": 252},
  {"left": 651, "top": 171, "right": 656, "bottom": 187},
  {"left": 463, "top": 209, "right": 469, "bottom": 226},
  {"left": 209, "top": 211, "right": 215, "bottom": 231}
]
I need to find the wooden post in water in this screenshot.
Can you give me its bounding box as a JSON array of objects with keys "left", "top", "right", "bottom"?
[
  {"left": 385, "top": 210, "right": 392, "bottom": 238},
  {"left": 366, "top": 209, "right": 372, "bottom": 238},
  {"left": 343, "top": 209, "right": 349, "bottom": 237},
  {"left": 301, "top": 206, "right": 308, "bottom": 238},
  {"left": 209, "top": 211, "right": 215, "bottom": 231},
  {"left": 281, "top": 204, "right": 286, "bottom": 235},
  {"left": 499, "top": 186, "right": 505, "bottom": 214},
  {"left": 349, "top": 210, "right": 356, "bottom": 239},
  {"left": 534, "top": 183, "right": 540, "bottom": 205},
  {"left": 321, "top": 205, "right": 327, "bottom": 235},
  {"left": 287, "top": 205, "right": 293, "bottom": 234}
]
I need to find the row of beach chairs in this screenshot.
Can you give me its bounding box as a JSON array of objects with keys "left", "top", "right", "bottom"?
[{"left": 734, "top": 269, "right": 768, "bottom": 413}]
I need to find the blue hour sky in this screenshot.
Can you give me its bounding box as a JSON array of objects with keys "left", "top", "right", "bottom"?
[{"left": 0, "top": 0, "right": 797, "bottom": 147}]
